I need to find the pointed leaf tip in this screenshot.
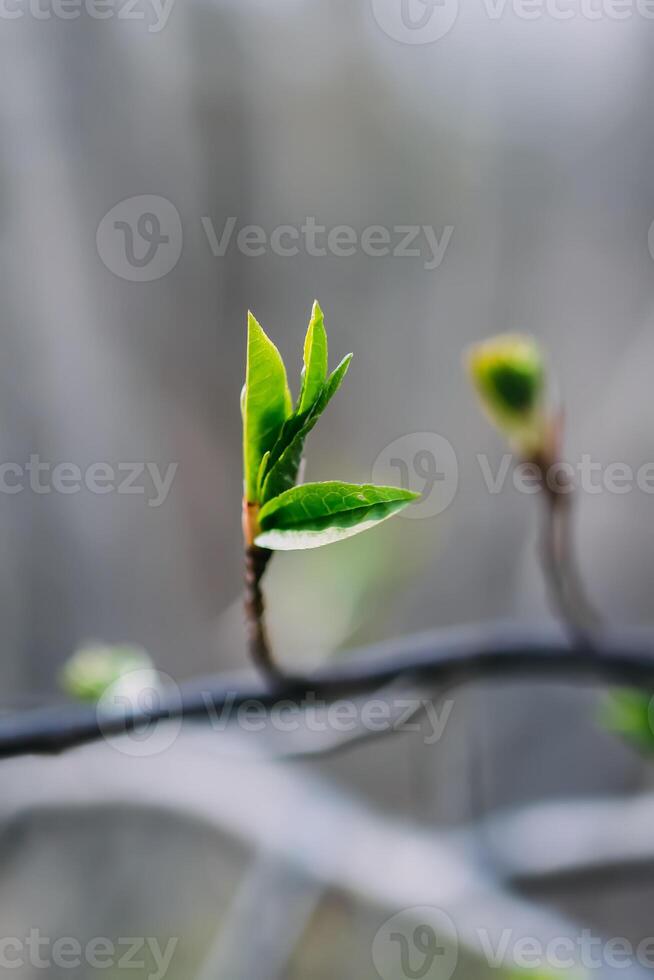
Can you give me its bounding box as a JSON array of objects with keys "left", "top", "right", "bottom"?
[
  {"left": 260, "top": 350, "right": 354, "bottom": 503},
  {"left": 242, "top": 311, "right": 291, "bottom": 502},
  {"left": 256, "top": 481, "right": 419, "bottom": 551},
  {"left": 298, "top": 301, "right": 329, "bottom": 413}
]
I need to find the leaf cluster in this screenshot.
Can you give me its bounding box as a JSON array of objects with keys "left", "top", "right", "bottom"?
[{"left": 242, "top": 302, "right": 418, "bottom": 550}]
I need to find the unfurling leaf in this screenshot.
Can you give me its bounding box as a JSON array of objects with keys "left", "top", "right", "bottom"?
[
  {"left": 243, "top": 312, "right": 292, "bottom": 501},
  {"left": 298, "top": 300, "right": 328, "bottom": 413},
  {"left": 240, "top": 303, "right": 423, "bottom": 675},
  {"left": 255, "top": 481, "right": 419, "bottom": 550},
  {"left": 60, "top": 643, "right": 155, "bottom": 703},
  {"left": 466, "top": 333, "right": 545, "bottom": 455},
  {"left": 241, "top": 304, "right": 416, "bottom": 554},
  {"left": 260, "top": 353, "right": 353, "bottom": 502}
]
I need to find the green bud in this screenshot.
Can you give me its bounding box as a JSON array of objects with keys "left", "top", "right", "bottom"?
[
  {"left": 601, "top": 688, "right": 654, "bottom": 754},
  {"left": 466, "top": 333, "right": 546, "bottom": 455},
  {"left": 60, "top": 643, "right": 154, "bottom": 703}
]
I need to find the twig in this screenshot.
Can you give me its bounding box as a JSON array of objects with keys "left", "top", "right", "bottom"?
[
  {"left": 244, "top": 545, "right": 280, "bottom": 682},
  {"left": 530, "top": 419, "right": 601, "bottom": 644},
  {"left": 3, "top": 622, "right": 654, "bottom": 758},
  {"left": 539, "top": 476, "right": 601, "bottom": 645}
]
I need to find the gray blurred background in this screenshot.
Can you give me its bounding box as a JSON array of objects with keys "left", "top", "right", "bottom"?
[
  {"left": 2, "top": 0, "right": 654, "bottom": 696},
  {"left": 1, "top": 2, "right": 654, "bottom": 976}
]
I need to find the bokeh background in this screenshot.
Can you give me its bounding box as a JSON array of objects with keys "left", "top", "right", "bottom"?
[
  {"left": 2, "top": 0, "right": 654, "bottom": 696},
  {"left": 1, "top": 1, "right": 654, "bottom": 977}
]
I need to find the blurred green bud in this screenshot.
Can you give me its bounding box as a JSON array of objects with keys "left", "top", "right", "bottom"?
[
  {"left": 466, "top": 333, "right": 546, "bottom": 455},
  {"left": 60, "top": 643, "right": 154, "bottom": 703},
  {"left": 600, "top": 688, "right": 654, "bottom": 755}
]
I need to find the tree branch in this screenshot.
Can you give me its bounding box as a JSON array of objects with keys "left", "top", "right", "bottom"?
[
  {"left": 244, "top": 545, "right": 280, "bottom": 681},
  {"left": 539, "top": 479, "right": 601, "bottom": 645},
  {"left": 1, "top": 622, "right": 654, "bottom": 759}
]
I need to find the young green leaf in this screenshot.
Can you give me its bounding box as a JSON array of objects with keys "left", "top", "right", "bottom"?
[
  {"left": 255, "top": 481, "right": 419, "bottom": 550},
  {"left": 243, "top": 312, "right": 292, "bottom": 501},
  {"left": 257, "top": 404, "right": 315, "bottom": 492},
  {"left": 601, "top": 688, "right": 654, "bottom": 754},
  {"left": 297, "top": 300, "right": 328, "bottom": 413},
  {"left": 261, "top": 354, "right": 353, "bottom": 502},
  {"left": 60, "top": 643, "right": 154, "bottom": 702},
  {"left": 256, "top": 451, "right": 271, "bottom": 500},
  {"left": 466, "top": 334, "right": 546, "bottom": 456}
]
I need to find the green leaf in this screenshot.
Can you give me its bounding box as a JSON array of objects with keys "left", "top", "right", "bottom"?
[
  {"left": 255, "top": 481, "right": 419, "bottom": 550},
  {"left": 601, "top": 688, "right": 654, "bottom": 753},
  {"left": 258, "top": 405, "right": 315, "bottom": 493},
  {"left": 466, "top": 333, "right": 545, "bottom": 455},
  {"left": 243, "top": 312, "right": 292, "bottom": 501},
  {"left": 297, "top": 300, "right": 328, "bottom": 413},
  {"left": 256, "top": 451, "right": 271, "bottom": 500},
  {"left": 60, "top": 643, "right": 154, "bottom": 703},
  {"left": 261, "top": 354, "right": 353, "bottom": 503}
]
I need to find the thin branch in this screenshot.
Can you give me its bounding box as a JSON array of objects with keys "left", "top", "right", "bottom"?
[
  {"left": 244, "top": 545, "right": 281, "bottom": 682},
  {"left": 530, "top": 423, "right": 601, "bottom": 644},
  {"left": 539, "top": 479, "right": 601, "bottom": 644},
  {"left": 2, "top": 622, "right": 654, "bottom": 758}
]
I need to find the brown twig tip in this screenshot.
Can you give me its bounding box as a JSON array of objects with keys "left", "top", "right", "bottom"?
[
  {"left": 531, "top": 444, "right": 601, "bottom": 646},
  {"left": 244, "top": 544, "right": 281, "bottom": 682},
  {"left": 242, "top": 499, "right": 260, "bottom": 548}
]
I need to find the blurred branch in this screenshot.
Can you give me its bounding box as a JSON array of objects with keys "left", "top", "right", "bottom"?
[
  {"left": 538, "top": 471, "right": 602, "bottom": 645},
  {"left": 480, "top": 792, "right": 654, "bottom": 884},
  {"left": 4, "top": 722, "right": 650, "bottom": 980},
  {"left": 244, "top": 545, "right": 280, "bottom": 682},
  {"left": 195, "top": 853, "right": 323, "bottom": 980},
  {"left": 2, "top": 622, "right": 654, "bottom": 758}
]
